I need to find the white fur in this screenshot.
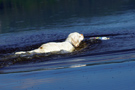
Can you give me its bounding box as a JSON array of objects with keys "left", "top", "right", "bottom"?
[{"left": 15, "top": 32, "right": 84, "bottom": 54}]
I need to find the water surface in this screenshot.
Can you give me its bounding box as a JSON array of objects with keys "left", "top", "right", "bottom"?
[{"left": 0, "top": 0, "right": 135, "bottom": 90}]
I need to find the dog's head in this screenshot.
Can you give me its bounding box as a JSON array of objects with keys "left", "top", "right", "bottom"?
[{"left": 66, "top": 32, "right": 84, "bottom": 47}]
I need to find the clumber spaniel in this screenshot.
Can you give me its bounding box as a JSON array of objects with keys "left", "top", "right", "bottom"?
[{"left": 15, "top": 32, "right": 84, "bottom": 54}]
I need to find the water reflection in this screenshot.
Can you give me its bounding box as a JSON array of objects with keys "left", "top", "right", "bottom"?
[
  {"left": 0, "top": 21, "right": 1, "bottom": 33},
  {"left": 0, "top": 0, "right": 135, "bottom": 33}
]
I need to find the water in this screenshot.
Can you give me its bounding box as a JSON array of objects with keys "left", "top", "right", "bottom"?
[{"left": 0, "top": 0, "right": 135, "bottom": 90}]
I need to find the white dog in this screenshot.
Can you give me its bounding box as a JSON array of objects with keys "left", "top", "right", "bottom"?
[{"left": 15, "top": 32, "right": 84, "bottom": 54}]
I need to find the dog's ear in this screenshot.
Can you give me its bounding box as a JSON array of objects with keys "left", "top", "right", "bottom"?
[
  {"left": 71, "top": 36, "right": 80, "bottom": 47},
  {"left": 66, "top": 32, "right": 84, "bottom": 47}
]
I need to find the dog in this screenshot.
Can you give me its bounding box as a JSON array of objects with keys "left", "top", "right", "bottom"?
[{"left": 15, "top": 32, "right": 84, "bottom": 54}]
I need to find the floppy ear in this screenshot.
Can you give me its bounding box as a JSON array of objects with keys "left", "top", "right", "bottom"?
[{"left": 71, "top": 36, "right": 80, "bottom": 47}]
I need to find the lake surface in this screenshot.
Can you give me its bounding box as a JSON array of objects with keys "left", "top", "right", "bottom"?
[{"left": 0, "top": 0, "right": 135, "bottom": 90}]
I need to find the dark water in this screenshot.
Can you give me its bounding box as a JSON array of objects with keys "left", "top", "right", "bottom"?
[{"left": 0, "top": 0, "right": 135, "bottom": 90}]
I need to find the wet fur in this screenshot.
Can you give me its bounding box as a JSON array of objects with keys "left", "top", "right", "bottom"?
[{"left": 15, "top": 32, "right": 84, "bottom": 54}]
